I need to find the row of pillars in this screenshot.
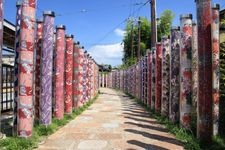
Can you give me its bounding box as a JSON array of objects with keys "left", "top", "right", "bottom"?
[
  {"left": 0, "top": 0, "right": 99, "bottom": 138},
  {"left": 108, "top": 0, "right": 220, "bottom": 143},
  {"left": 99, "top": 73, "right": 108, "bottom": 88}
]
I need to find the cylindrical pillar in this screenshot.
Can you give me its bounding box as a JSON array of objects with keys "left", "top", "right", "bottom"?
[
  {"left": 180, "top": 14, "right": 193, "bottom": 128},
  {"left": 191, "top": 21, "right": 198, "bottom": 128},
  {"left": 54, "top": 25, "right": 66, "bottom": 119},
  {"left": 196, "top": 0, "right": 213, "bottom": 141},
  {"left": 65, "top": 34, "right": 74, "bottom": 114},
  {"left": 148, "top": 51, "right": 152, "bottom": 107},
  {"left": 17, "top": 0, "right": 36, "bottom": 137},
  {"left": 161, "top": 37, "right": 170, "bottom": 116},
  {"left": 151, "top": 48, "right": 156, "bottom": 110},
  {"left": 40, "top": 11, "right": 55, "bottom": 125},
  {"left": 169, "top": 27, "right": 180, "bottom": 123},
  {"left": 83, "top": 50, "right": 88, "bottom": 103},
  {"left": 211, "top": 4, "right": 220, "bottom": 136},
  {"left": 192, "top": 22, "right": 198, "bottom": 106},
  {"left": 78, "top": 46, "right": 84, "bottom": 107},
  {"left": 73, "top": 43, "right": 79, "bottom": 108},
  {"left": 34, "top": 18, "right": 43, "bottom": 120},
  {"left": 156, "top": 43, "right": 162, "bottom": 112},
  {"left": 13, "top": 1, "right": 22, "bottom": 134}
]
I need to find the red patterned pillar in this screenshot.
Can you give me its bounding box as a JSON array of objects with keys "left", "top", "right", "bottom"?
[
  {"left": 65, "top": 35, "right": 74, "bottom": 114},
  {"left": 180, "top": 14, "right": 193, "bottom": 128},
  {"left": 78, "top": 45, "right": 84, "bottom": 107},
  {"left": 196, "top": 0, "right": 213, "bottom": 142},
  {"left": 54, "top": 25, "right": 66, "bottom": 119},
  {"left": 17, "top": 0, "right": 36, "bottom": 137},
  {"left": 211, "top": 4, "right": 220, "bottom": 136}
]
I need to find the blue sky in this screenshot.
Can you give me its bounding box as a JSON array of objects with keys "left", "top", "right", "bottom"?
[{"left": 4, "top": 0, "right": 225, "bottom": 66}]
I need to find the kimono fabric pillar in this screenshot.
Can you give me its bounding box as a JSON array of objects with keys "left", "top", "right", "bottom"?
[
  {"left": 191, "top": 21, "right": 198, "bottom": 127},
  {"left": 169, "top": 27, "right": 180, "bottom": 123},
  {"left": 65, "top": 34, "right": 74, "bottom": 114},
  {"left": 34, "top": 18, "right": 43, "bottom": 120},
  {"left": 196, "top": 0, "right": 213, "bottom": 142},
  {"left": 77, "top": 46, "right": 84, "bottom": 107},
  {"left": 156, "top": 43, "right": 162, "bottom": 112},
  {"left": 161, "top": 36, "right": 170, "bottom": 117},
  {"left": 0, "top": 0, "right": 2, "bottom": 136},
  {"left": 144, "top": 56, "right": 148, "bottom": 104},
  {"left": 151, "top": 48, "right": 156, "bottom": 110},
  {"left": 87, "top": 56, "right": 92, "bottom": 100},
  {"left": 180, "top": 14, "right": 193, "bottom": 129},
  {"left": 83, "top": 50, "right": 88, "bottom": 104},
  {"left": 147, "top": 51, "right": 152, "bottom": 107},
  {"left": 211, "top": 4, "right": 220, "bottom": 136},
  {"left": 54, "top": 25, "right": 66, "bottom": 119},
  {"left": 141, "top": 59, "right": 144, "bottom": 101},
  {"left": 138, "top": 61, "right": 141, "bottom": 100},
  {"left": 73, "top": 43, "right": 80, "bottom": 108},
  {"left": 13, "top": 1, "right": 22, "bottom": 135},
  {"left": 17, "top": 0, "right": 36, "bottom": 137},
  {"left": 40, "top": 11, "right": 55, "bottom": 125}
]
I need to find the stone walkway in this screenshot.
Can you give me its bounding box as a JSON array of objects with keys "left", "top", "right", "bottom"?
[{"left": 37, "top": 88, "right": 184, "bottom": 150}]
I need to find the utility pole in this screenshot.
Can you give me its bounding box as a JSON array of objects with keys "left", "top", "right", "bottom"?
[
  {"left": 138, "top": 17, "right": 141, "bottom": 61},
  {"left": 131, "top": 23, "right": 134, "bottom": 61},
  {"left": 150, "top": 0, "right": 157, "bottom": 48}
]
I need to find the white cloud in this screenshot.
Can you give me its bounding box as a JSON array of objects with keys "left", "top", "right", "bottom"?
[
  {"left": 88, "top": 43, "right": 123, "bottom": 66},
  {"left": 114, "top": 28, "right": 126, "bottom": 37}
]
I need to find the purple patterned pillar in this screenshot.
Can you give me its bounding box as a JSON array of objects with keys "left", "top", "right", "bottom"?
[
  {"left": 17, "top": 0, "right": 36, "bottom": 137},
  {"left": 147, "top": 51, "right": 152, "bottom": 107},
  {"left": 161, "top": 37, "right": 170, "bottom": 117},
  {"left": 211, "top": 4, "right": 220, "bottom": 135},
  {"left": 13, "top": 1, "right": 22, "bottom": 134},
  {"left": 180, "top": 14, "right": 192, "bottom": 129},
  {"left": 169, "top": 27, "right": 180, "bottom": 123},
  {"left": 156, "top": 43, "right": 162, "bottom": 112},
  {"left": 34, "top": 18, "right": 43, "bottom": 120},
  {"left": 196, "top": 0, "right": 213, "bottom": 141},
  {"left": 40, "top": 11, "right": 55, "bottom": 125}
]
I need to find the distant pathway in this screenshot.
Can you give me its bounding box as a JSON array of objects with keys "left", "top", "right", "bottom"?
[{"left": 37, "top": 88, "right": 184, "bottom": 150}]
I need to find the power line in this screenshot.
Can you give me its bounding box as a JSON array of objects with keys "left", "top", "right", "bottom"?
[
  {"left": 91, "top": 19, "right": 127, "bottom": 46},
  {"left": 89, "top": 0, "right": 150, "bottom": 46}
]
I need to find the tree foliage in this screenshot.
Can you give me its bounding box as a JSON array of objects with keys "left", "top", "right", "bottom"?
[
  {"left": 157, "top": 10, "right": 175, "bottom": 42},
  {"left": 122, "top": 10, "right": 174, "bottom": 68}
]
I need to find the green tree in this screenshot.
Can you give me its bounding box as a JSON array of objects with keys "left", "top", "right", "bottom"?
[
  {"left": 122, "top": 10, "right": 174, "bottom": 68},
  {"left": 123, "top": 17, "right": 151, "bottom": 67},
  {"left": 157, "top": 10, "right": 175, "bottom": 42}
]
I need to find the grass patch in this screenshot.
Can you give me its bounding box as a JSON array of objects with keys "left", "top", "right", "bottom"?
[
  {"left": 125, "top": 92, "right": 225, "bottom": 150},
  {"left": 125, "top": 92, "right": 201, "bottom": 150},
  {"left": 0, "top": 94, "right": 99, "bottom": 150}
]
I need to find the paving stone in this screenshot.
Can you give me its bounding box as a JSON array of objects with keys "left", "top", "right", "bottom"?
[
  {"left": 77, "top": 140, "right": 108, "bottom": 149},
  {"left": 36, "top": 88, "right": 184, "bottom": 150}
]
